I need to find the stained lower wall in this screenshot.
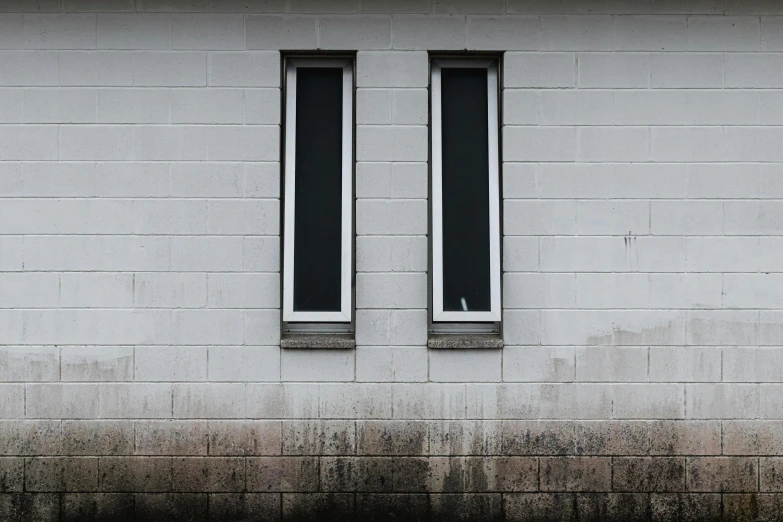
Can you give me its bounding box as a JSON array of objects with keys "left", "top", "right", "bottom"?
[{"left": 0, "top": 419, "right": 781, "bottom": 520}]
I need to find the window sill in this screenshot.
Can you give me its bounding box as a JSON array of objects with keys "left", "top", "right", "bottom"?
[
  {"left": 427, "top": 334, "right": 504, "bottom": 350},
  {"left": 281, "top": 334, "right": 356, "bottom": 350}
]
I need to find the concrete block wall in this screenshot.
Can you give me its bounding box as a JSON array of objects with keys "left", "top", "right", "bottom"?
[{"left": 0, "top": 0, "right": 782, "bottom": 520}]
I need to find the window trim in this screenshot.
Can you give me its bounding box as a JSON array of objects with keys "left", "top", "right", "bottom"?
[
  {"left": 282, "top": 57, "right": 354, "bottom": 323},
  {"left": 431, "top": 58, "right": 502, "bottom": 323}
]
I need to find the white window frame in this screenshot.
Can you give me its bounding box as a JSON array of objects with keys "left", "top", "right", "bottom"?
[
  {"left": 283, "top": 58, "right": 353, "bottom": 323},
  {"left": 431, "top": 58, "right": 502, "bottom": 323}
]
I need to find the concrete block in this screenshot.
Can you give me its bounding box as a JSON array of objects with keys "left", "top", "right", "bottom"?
[
  {"left": 172, "top": 457, "right": 245, "bottom": 492},
  {"left": 135, "top": 420, "right": 208, "bottom": 456},
  {"left": 281, "top": 349, "right": 354, "bottom": 382},
  {"left": 649, "top": 420, "right": 720, "bottom": 455},
  {"left": 578, "top": 127, "right": 649, "bottom": 162},
  {"left": 503, "top": 200, "right": 576, "bottom": 234},
  {"left": 61, "top": 273, "right": 133, "bottom": 308},
  {"left": 97, "top": 13, "right": 171, "bottom": 49},
  {"left": 171, "top": 236, "right": 243, "bottom": 272},
  {"left": 172, "top": 310, "right": 244, "bottom": 345},
  {"left": 26, "top": 384, "right": 99, "bottom": 419},
  {"left": 579, "top": 52, "right": 650, "bottom": 87},
  {"left": 356, "top": 273, "right": 427, "bottom": 308},
  {"left": 504, "top": 347, "right": 574, "bottom": 383},
  {"left": 429, "top": 350, "right": 502, "bottom": 383},
  {"left": 575, "top": 346, "right": 648, "bottom": 382},
  {"left": 246, "top": 15, "right": 316, "bottom": 49},
  {"left": 207, "top": 199, "right": 279, "bottom": 234},
  {"left": 99, "top": 457, "right": 172, "bottom": 492},
  {"left": 540, "top": 15, "right": 613, "bottom": 50},
  {"left": 685, "top": 384, "right": 759, "bottom": 419},
  {"left": 23, "top": 14, "right": 96, "bottom": 49},
  {"left": 649, "top": 346, "right": 720, "bottom": 382},
  {"left": 393, "top": 384, "right": 465, "bottom": 420},
  {"left": 283, "top": 420, "right": 355, "bottom": 455},
  {"left": 612, "top": 384, "right": 685, "bottom": 419},
  {"left": 504, "top": 52, "right": 575, "bottom": 87},
  {"left": 247, "top": 457, "right": 318, "bottom": 491},
  {"left": 209, "top": 346, "right": 280, "bottom": 382},
  {"left": 320, "top": 15, "right": 391, "bottom": 49},
  {"left": 208, "top": 273, "right": 279, "bottom": 309},
  {"left": 173, "top": 383, "right": 245, "bottom": 418},
  {"left": 686, "top": 457, "right": 757, "bottom": 492},
  {"left": 503, "top": 127, "right": 575, "bottom": 161},
  {"left": 614, "top": 15, "right": 686, "bottom": 50},
  {"left": 62, "top": 421, "right": 133, "bottom": 456},
  {"left": 651, "top": 52, "right": 723, "bottom": 87},
  {"left": 209, "top": 420, "right": 282, "bottom": 456},
  {"left": 467, "top": 16, "right": 538, "bottom": 50},
  {"left": 540, "top": 457, "right": 611, "bottom": 492},
  {"left": 538, "top": 90, "right": 613, "bottom": 125},
  {"left": 613, "top": 457, "right": 686, "bottom": 491},
  {"left": 357, "top": 51, "right": 428, "bottom": 87},
  {"left": 357, "top": 125, "right": 427, "bottom": 161},
  {"left": 209, "top": 51, "right": 279, "bottom": 87},
  {"left": 135, "top": 346, "right": 208, "bottom": 382},
  {"left": 245, "top": 383, "right": 318, "bottom": 419},
  {"left": 25, "top": 457, "right": 99, "bottom": 492},
  {"left": 171, "top": 14, "right": 243, "bottom": 50},
  {"left": 687, "top": 15, "right": 759, "bottom": 50},
  {"left": 99, "top": 383, "right": 172, "bottom": 419},
  {"left": 61, "top": 346, "right": 134, "bottom": 382},
  {"left": 393, "top": 14, "right": 465, "bottom": 50},
  {"left": 356, "top": 346, "right": 428, "bottom": 382},
  {"left": 504, "top": 273, "right": 576, "bottom": 309}
]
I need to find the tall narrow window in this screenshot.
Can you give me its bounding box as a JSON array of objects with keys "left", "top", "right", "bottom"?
[
  {"left": 431, "top": 58, "right": 501, "bottom": 323},
  {"left": 283, "top": 58, "right": 353, "bottom": 323}
]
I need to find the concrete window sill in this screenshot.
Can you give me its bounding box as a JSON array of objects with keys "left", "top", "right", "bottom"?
[
  {"left": 427, "top": 334, "right": 504, "bottom": 349},
  {"left": 281, "top": 334, "right": 356, "bottom": 350}
]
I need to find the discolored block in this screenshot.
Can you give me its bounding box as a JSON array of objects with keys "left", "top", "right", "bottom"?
[
  {"left": 0, "top": 493, "right": 60, "bottom": 522},
  {"left": 99, "top": 457, "right": 172, "bottom": 492},
  {"left": 724, "top": 493, "right": 783, "bottom": 522},
  {"left": 502, "top": 421, "right": 576, "bottom": 455},
  {"left": 134, "top": 493, "right": 208, "bottom": 521},
  {"left": 284, "top": 420, "right": 356, "bottom": 456},
  {"left": 356, "top": 493, "right": 429, "bottom": 522},
  {"left": 649, "top": 421, "right": 720, "bottom": 456},
  {"left": 540, "top": 457, "right": 611, "bottom": 492},
  {"left": 464, "top": 457, "right": 538, "bottom": 492},
  {"left": 576, "top": 493, "right": 649, "bottom": 522},
  {"left": 282, "top": 493, "right": 354, "bottom": 522},
  {"left": 208, "top": 493, "right": 281, "bottom": 521},
  {"left": 62, "top": 421, "right": 134, "bottom": 456},
  {"left": 686, "top": 457, "right": 758, "bottom": 492},
  {"left": 761, "top": 458, "right": 783, "bottom": 492},
  {"left": 357, "top": 420, "right": 427, "bottom": 456},
  {"left": 0, "top": 421, "right": 62, "bottom": 456},
  {"left": 25, "top": 457, "right": 99, "bottom": 492},
  {"left": 650, "top": 493, "right": 722, "bottom": 522},
  {"left": 247, "top": 457, "right": 319, "bottom": 492},
  {"left": 504, "top": 493, "right": 576, "bottom": 522},
  {"left": 429, "top": 420, "right": 501, "bottom": 456},
  {"left": 135, "top": 421, "right": 208, "bottom": 456},
  {"left": 613, "top": 457, "right": 686, "bottom": 492},
  {"left": 0, "top": 458, "right": 23, "bottom": 493},
  {"left": 173, "top": 457, "right": 246, "bottom": 493},
  {"left": 392, "top": 457, "right": 465, "bottom": 493},
  {"left": 575, "top": 421, "right": 649, "bottom": 456},
  {"left": 209, "top": 420, "right": 282, "bottom": 456},
  {"left": 320, "top": 457, "right": 394, "bottom": 492},
  {"left": 62, "top": 493, "right": 134, "bottom": 522},
  {"left": 430, "top": 494, "right": 502, "bottom": 522},
  {"left": 724, "top": 421, "right": 783, "bottom": 455}
]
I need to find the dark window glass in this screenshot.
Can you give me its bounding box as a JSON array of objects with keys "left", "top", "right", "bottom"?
[
  {"left": 292, "top": 67, "right": 344, "bottom": 312},
  {"left": 440, "top": 67, "right": 491, "bottom": 312}
]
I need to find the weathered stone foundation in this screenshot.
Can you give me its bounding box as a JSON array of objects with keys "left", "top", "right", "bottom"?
[{"left": 1, "top": 419, "right": 780, "bottom": 520}]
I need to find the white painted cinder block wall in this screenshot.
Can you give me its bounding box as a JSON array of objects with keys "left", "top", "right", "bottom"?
[{"left": 0, "top": 0, "right": 781, "bottom": 422}]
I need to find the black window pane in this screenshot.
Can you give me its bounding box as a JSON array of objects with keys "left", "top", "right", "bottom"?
[
  {"left": 440, "top": 67, "right": 492, "bottom": 312},
  {"left": 293, "top": 67, "right": 344, "bottom": 313}
]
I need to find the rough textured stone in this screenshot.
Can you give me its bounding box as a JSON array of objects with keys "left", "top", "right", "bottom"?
[
  {"left": 427, "top": 334, "right": 504, "bottom": 349},
  {"left": 280, "top": 334, "right": 356, "bottom": 349}
]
